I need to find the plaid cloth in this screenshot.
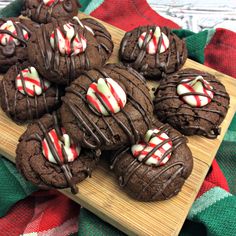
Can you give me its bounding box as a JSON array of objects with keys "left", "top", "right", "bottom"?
[{"left": 0, "top": 1, "right": 236, "bottom": 235}]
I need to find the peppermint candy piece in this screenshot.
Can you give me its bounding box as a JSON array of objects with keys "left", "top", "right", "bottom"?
[
  {"left": 73, "top": 17, "right": 95, "bottom": 35},
  {"left": 42, "top": 128, "right": 81, "bottom": 164},
  {"left": 138, "top": 27, "right": 169, "bottom": 54},
  {"left": 16, "top": 67, "right": 51, "bottom": 97},
  {"left": 50, "top": 22, "right": 87, "bottom": 56},
  {"left": 0, "top": 20, "right": 29, "bottom": 46},
  {"left": 177, "top": 75, "right": 214, "bottom": 107},
  {"left": 131, "top": 129, "right": 172, "bottom": 166},
  {"left": 86, "top": 78, "right": 127, "bottom": 116},
  {"left": 43, "top": 0, "right": 63, "bottom": 7}
]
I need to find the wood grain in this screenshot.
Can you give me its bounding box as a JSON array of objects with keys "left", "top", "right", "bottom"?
[{"left": 0, "top": 13, "right": 236, "bottom": 236}]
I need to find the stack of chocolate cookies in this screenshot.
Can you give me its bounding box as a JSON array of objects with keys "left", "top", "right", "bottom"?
[{"left": 0, "top": 0, "right": 230, "bottom": 202}]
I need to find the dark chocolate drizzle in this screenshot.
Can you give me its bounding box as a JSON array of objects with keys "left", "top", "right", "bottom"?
[
  {"left": 2, "top": 64, "right": 60, "bottom": 122},
  {"left": 110, "top": 124, "right": 186, "bottom": 198},
  {"left": 155, "top": 71, "right": 230, "bottom": 138},
  {"left": 121, "top": 26, "right": 185, "bottom": 77},
  {"left": 0, "top": 19, "right": 31, "bottom": 57},
  {"left": 62, "top": 67, "right": 152, "bottom": 149}
]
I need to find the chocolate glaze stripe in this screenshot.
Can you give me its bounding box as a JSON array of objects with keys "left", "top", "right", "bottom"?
[
  {"left": 52, "top": 20, "right": 60, "bottom": 72},
  {"left": 127, "top": 94, "right": 151, "bottom": 129},
  {"left": 37, "top": 114, "right": 78, "bottom": 194},
  {"left": 110, "top": 146, "right": 130, "bottom": 170},
  {"left": 144, "top": 163, "right": 184, "bottom": 201},
  {"left": 13, "top": 90, "right": 18, "bottom": 119},
  {"left": 179, "top": 105, "right": 225, "bottom": 116},
  {"left": 1, "top": 80, "right": 11, "bottom": 115},
  {"left": 19, "top": 67, "right": 32, "bottom": 120},
  {"left": 164, "top": 27, "right": 171, "bottom": 72},
  {"left": 181, "top": 125, "right": 220, "bottom": 139},
  {"left": 121, "top": 110, "right": 140, "bottom": 144},
  {"left": 142, "top": 161, "right": 184, "bottom": 191},
  {"left": 40, "top": 24, "right": 51, "bottom": 70},
  {"left": 126, "top": 66, "right": 146, "bottom": 83},
  {"left": 166, "top": 113, "right": 217, "bottom": 125},
  {"left": 62, "top": 97, "right": 104, "bottom": 149},
  {"left": 178, "top": 73, "right": 209, "bottom": 78},
  {"left": 133, "top": 26, "right": 153, "bottom": 68}
]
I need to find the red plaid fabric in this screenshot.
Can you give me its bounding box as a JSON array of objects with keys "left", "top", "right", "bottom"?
[{"left": 0, "top": 190, "right": 80, "bottom": 236}]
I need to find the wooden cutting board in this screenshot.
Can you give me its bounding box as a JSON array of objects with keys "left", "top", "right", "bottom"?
[{"left": 1, "top": 13, "right": 236, "bottom": 236}]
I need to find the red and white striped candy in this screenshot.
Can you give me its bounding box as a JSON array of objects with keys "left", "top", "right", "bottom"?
[
  {"left": 50, "top": 22, "right": 87, "bottom": 56},
  {"left": 138, "top": 27, "right": 169, "bottom": 54},
  {"left": 0, "top": 20, "right": 29, "bottom": 46},
  {"left": 42, "top": 128, "right": 81, "bottom": 164},
  {"left": 86, "top": 78, "right": 127, "bottom": 116},
  {"left": 16, "top": 67, "right": 50, "bottom": 97},
  {"left": 177, "top": 75, "right": 214, "bottom": 107},
  {"left": 43, "top": 0, "right": 63, "bottom": 7},
  {"left": 131, "top": 129, "right": 172, "bottom": 166},
  {"left": 73, "top": 17, "right": 95, "bottom": 35}
]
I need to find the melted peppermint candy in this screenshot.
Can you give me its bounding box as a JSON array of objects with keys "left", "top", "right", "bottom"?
[
  {"left": 73, "top": 17, "right": 94, "bottom": 35},
  {"left": 131, "top": 129, "right": 172, "bottom": 166},
  {"left": 0, "top": 20, "right": 29, "bottom": 46},
  {"left": 50, "top": 22, "right": 87, "bottom": 56},
  {"left": 138, "top": 26, "right": 169, "bottom": 54},
  {"left": 16, "top": 67, "right": 50, "bottom": 97},
  {"left": 86, "top": 78, "right": 127, "bottom": 116},
  {"left": 177, "top": 75, "right": 214, "bottom": 107},
  {"left": 43, "top": 0, "right": 63, "bottom": 7},
  {"left": 42, "top": 128, "right": 81, "bottom": 164}
]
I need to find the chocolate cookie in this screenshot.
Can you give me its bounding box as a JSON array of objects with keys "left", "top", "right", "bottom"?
[
  {"left": 22, "top": 0, "right": 81, "bottom": 24},
  {"left": 154, "top": 68, "right": 230, "bottom": 138},
  {"left": 0, "top": 63, "right": 62, "bottom": 123},
  {"left": 0, "top": 17, "right": 39, "bottom": 73},
  {"left": 16, "top": 113, "right": 100, "bottom": 193},
  {"left": 110, "top": 118, "right": 193, "bottom": 201},
  {"left": 119, "top": 25, "right": 187, "bottom": 80},
  {"left": 27, "top": 17, "right": 113, "bottom": 85},
  {"left": 60, "top": 64, "right": 153, "bottom": 150}
]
